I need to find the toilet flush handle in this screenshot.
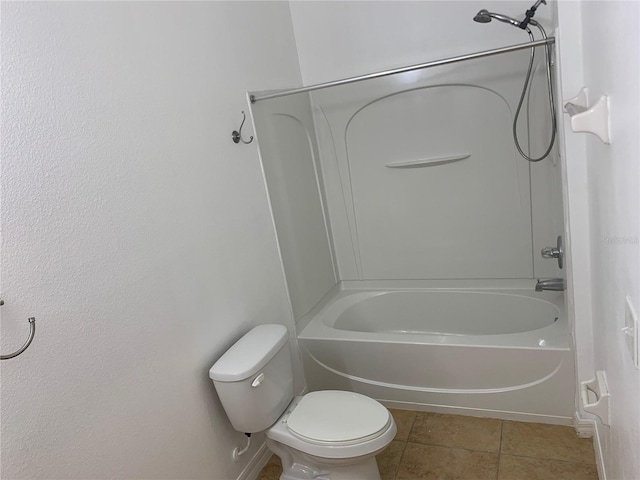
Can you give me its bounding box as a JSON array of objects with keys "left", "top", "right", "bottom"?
[{"left": 251, "top": 373, "right": 265, "bottom": 388}]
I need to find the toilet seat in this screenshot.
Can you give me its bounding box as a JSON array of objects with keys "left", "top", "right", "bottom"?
[
  {"left": 267, "top": 393, "right": 396, "bottom": 460},
  {"left": 287, "top": 391, "right": 391, "bottom": 446}
]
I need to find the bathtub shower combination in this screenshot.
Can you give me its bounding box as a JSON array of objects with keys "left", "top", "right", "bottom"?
[
  {"left": 249, "top": 2, "right": 573, "bottom": 424},
  {"left": 298, "top": 283, "right": 573, "bottom": 422}
]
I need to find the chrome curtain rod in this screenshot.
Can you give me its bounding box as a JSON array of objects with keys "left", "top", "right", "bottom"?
[{"left": 250, "top": 37, "right": 554, "bottom": 103}]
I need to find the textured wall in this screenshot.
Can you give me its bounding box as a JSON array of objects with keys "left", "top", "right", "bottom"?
[
  {"left": 580, "top": 2, "right": 640, "bottom": 478},
  {"left": 556, "top": 1, "right": 640, "bottom": 478},
  {"left": 0, "top": 2, "right": 302, "bottom": 479}
]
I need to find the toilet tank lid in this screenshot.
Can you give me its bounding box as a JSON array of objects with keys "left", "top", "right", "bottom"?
[{"left": 209, "top": 324, "right": 289, "bottom": 382}]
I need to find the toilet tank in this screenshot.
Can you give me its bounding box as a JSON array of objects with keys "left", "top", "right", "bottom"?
[{"left": 209, "top": 324, "right": 294, "bottom": 433}]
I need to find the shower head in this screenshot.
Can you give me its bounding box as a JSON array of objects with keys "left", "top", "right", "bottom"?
[
  {"left": 473, "top": 9, "right": 493, "bottom": 23},
  {"left": 473, "top": 9, "right": 522, "bottom": 28}
]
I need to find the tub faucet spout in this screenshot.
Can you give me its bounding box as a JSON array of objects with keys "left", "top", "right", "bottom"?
[{"left": 535, "top": 278, "right": 565, "bottom": 292}]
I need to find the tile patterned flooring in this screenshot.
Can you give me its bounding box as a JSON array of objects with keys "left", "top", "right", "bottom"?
[{"left": 257, "top": 409, "right": 598, "bottom": 480}]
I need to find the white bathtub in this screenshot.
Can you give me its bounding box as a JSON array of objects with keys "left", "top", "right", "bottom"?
[{"left": 298, "top": 282, "right": 575, "bottom": 424}]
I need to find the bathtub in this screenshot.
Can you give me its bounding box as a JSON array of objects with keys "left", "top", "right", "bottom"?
[{"left": 298, "top": 281, "right": 575, "bottom": 424}]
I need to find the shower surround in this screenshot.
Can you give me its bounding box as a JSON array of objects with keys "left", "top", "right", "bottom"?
[{"left": 250, "top": 22, "right": 569, "bottom": 422}]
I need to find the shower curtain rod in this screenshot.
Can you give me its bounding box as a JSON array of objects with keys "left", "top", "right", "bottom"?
[{"left": 250, "top": 37, "right": 554, "bottom": 103}]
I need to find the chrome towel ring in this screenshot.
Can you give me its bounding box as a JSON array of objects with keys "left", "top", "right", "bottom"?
[{"left": 0, "top": 299, "right": 37, "bottom": 360}]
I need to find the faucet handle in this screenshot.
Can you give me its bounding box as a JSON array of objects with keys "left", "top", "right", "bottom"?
[{"left": 541, "top": 235, "right": 563, "bottom": 269}]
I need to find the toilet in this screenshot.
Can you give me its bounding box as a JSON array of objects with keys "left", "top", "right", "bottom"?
[{"left": 210, "top": 324, "right": 396, "bottom": 480}]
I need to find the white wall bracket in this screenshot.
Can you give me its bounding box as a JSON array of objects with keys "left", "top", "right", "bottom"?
[
  {"left": 580, "top": 370, "right": 610, "bottom": 426},
  {"left": 563, "top": 87, "right": 610, "bottom": 144}
]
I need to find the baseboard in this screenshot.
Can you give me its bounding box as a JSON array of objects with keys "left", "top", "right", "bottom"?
[
  {"left": 573, "top": 411, "right": 607, "bottom": 480},
  {"left": 236, "top": 441, "right": 272, "bottom": 480},
  {"left": 380, "top": 400, "right": 573, "bottom": 425},
  {"left": 573, "top": 411, "right": 596, "bottom": 437},
  {"left": 593, "top": 418, "right": 607, "bottom": 480}
]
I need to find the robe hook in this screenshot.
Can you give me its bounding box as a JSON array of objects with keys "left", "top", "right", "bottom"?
[{"left": 231, "top": 111, "right": 254, "bottom": 144}]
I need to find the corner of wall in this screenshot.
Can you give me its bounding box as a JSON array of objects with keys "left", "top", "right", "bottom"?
[
  {"left": 236, "top": 442, "right": 273, "bottom": 480},
  {"left": 285, "top": 1, "right": 307, "bottom": 87}
]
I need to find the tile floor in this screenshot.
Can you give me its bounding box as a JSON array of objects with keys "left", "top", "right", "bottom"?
[{"left": 257, "top": 409, "right": 598, "bottom": 480}]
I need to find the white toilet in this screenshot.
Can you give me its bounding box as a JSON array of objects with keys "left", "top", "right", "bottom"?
[{"left": 210, "top": 324, "right": 396, "bottom": 480}]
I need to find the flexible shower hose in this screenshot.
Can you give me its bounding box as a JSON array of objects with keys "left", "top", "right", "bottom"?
[{"left": 513, "top": 24, "right": 557, "bottom": 162}]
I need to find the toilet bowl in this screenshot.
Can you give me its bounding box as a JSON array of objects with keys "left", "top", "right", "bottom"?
[
  {"left": 210, "top": 324, "right": 396, "bottom": 480},
  {"left": 267, "top": 392, "right": 396, "bottom": 480}
]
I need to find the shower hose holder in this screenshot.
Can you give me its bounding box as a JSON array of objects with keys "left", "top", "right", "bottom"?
[
  {"left": 563, "top": 87, "right": 610, "bottom": 144},
  {"left": 580, "top": 370, "right": 610, "bottom": 426}
]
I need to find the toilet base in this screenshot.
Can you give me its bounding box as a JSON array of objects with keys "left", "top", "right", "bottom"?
[
  {"left": 279, "top": 457, "right": 380, "bottom": 480},
  {"left": 267, "top": 439, "right": 383, "bottom": 480}
]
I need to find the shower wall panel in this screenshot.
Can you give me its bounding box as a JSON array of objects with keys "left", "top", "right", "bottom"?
[
  {"left": 311, "top": 48, "right": 558, "bottom": 280},
  {"left": 251, "top": 93, "right": 337, "bottom": 320},
  {"left": 528, "top": 63, "right": 564, "bottom": 279}
]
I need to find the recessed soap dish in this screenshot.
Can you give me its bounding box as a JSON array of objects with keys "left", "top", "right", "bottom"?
[{"left": 563, "top": 87, "right": 610, "bottom": 144}]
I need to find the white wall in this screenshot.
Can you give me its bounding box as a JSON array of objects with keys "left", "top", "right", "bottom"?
[
  {"left": 0, "top": 2, "right": 302, "bottom": 479},
  {"left": 559, "top": 1, "right": 640, "bottom": 478},
  {"left": 289, "top": 1, "right": 555, "bottom": 86}
]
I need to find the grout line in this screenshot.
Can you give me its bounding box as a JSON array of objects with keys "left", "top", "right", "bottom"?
[
  {"left": 404, "top": 441, "right": 501, "bottom": 457},
  {"left": 405, "top": 410, "right": 418, "bottom": 443},
  {"left": 393, "top": 441, "right": 408, "bottom": 480},
  {"left": 404, "top": 438, "right": 500, "bottom": 454},
  {"left": 392, "top": 411, "right": 416, "bottom": 479},
  {"left": 499, "top": 452, "right": 598, "bottom": 466},
  {"left": 496, "top": 420, "right": 504, "bottom": 480}
]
